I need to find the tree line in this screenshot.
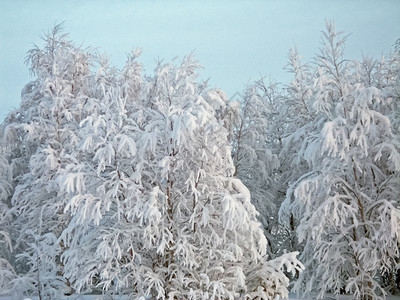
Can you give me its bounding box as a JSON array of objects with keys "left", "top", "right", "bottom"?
[{"left": 0, "top": 22, "right": 399, "bottom": 300}]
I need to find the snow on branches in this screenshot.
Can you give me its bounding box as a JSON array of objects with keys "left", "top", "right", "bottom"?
[
  {"left": 0, "top": 25, "right": 302, "bottom": 299},
  {"left": 280, "top": 21, "right": 400, "bottom": 299}
]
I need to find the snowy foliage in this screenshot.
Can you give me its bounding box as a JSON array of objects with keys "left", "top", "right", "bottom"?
[
  {"left": 0, "top": 25, "right": 302, "bottom": 299},
  {"left": 2, "top": 21, "right": 398, "bottom": 300},
  {"left": 280, "top": 21, "right": 400, "bottom": 299},
  {"left": 230, "top": 84, "right": 280, "bottom": 241},
  {"left": 59, "top": 54, "right": 302, "bottom": 299},
  {"left": 1, "top": 24, "right": 92, "bottom": 296},
  {"left": 0, "top": 152, "right": 14, "bottom": 295}
]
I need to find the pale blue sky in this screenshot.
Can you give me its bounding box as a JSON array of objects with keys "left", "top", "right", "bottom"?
[{"left": 1, "top": 0, "right": 399, "bottom": 120}]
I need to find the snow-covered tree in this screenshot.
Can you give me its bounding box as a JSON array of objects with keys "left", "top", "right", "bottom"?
[
  {"left": 58, "top": 52, "right": 141, "bottom": 294},
  {"left": 1, "top": 24, "right": 92, "bottom": 296},
  {"left": 59, "top": 54, "right": 302, "bottom": 299},
  {"left": 280, "top": 21, "right": 400, "bottom": 299},
  {"left": 275, "top": 46, "right": 317, "bottom": 261},
  {"left": 230, "top": 82, "right": 284, "bottom": 257},
  {"left": 0, "top": 152, "right": 15, "bottom": 294}
]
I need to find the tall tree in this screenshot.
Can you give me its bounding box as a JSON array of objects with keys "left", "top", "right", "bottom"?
[
  {"left": 280, "top": 21, "right": 400, "bottom": 299},
  {"left": 231, "top": 82, "right": 284, "bottom": 257},
  {"left": 1, "top": 24, "right": 92, "bottom": 297},
  {"left": 60, "top": 54, "right": 302, "bottom": 299}
]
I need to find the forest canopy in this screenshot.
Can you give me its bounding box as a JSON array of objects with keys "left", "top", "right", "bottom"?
[{"left": 0, "top": 22, "right": 399, "bottom": 300}]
